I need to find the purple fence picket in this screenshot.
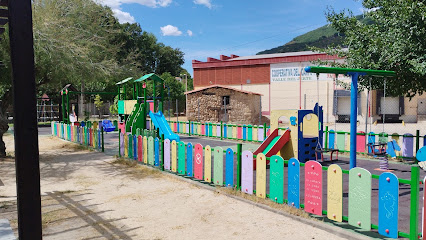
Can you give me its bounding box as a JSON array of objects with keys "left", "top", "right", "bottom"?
[
  {"left": 402, "top": 133, "right": 414, "bottom": 158},
  {"left": 164, "top": 139, "right": 171, "bottom": 170},
  {"left": 257, "top": 125, "right": 264, "bottom": 141},
  {"left": 120, "top": 133, "right": 124, "bottom": 156},
  {"left": 241, "top": 150, "right": 253, "bottom": 194}
]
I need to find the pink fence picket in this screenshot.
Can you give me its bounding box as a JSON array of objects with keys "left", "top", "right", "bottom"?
[
  {"left": 194, "top": 143, "right": 203, "bottom": 180},
  {"left": 138, "top": 136, "right": 143, "bottom": 162},
  {"left": 164, "top": 139, "right": 171, "bottom": 170},
  {"left": 241, "top": 150, "right": 253, "bottom": 194},
  {"left": 356, "top": 131, "right": 366, "bottom": 152},
  {"left": 237, "top": 127, "right": 242, "bottom": 139},
  {"left": 304, "top": 160, "right": 322, "bottom": 216},
  {"left": 201, "top": 124, "right": 205, "bottom": 135}
]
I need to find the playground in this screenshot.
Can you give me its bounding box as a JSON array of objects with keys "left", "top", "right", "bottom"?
[
  {"left": 5, "top": 68, "right": 426, "bottom": 239},
  {"left": 45, "top": 69, "right": 426, "bottom": 239},
  {"left": 0, "top": 133, "right": 349, "bottom": 239}
]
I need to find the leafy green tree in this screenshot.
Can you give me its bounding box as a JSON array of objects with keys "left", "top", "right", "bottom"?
[
  {"left": 318, "top": 1, "right": 426, "bottom": 96},
  {"left": 161, "top": 72, "right": 185, "bottom": 100},
  {"left": 94, "top": 94, "right": 104, "bottom": 118}
]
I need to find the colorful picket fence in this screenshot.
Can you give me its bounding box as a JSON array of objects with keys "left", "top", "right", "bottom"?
[
  {"left": 324, "top": 128, "right": 419, "bottom": 160},
  {"left": 51, "top": 122, "right": 104, "bottom": 151},
  {"left": 166, "top": 120, "right": 270, "bottom": 143},
  {"left": 119, "top": 130, "right": 422, "bottom": 239}
]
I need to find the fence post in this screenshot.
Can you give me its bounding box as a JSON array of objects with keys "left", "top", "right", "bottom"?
[
  {"left": 410, "top": 165, "right": 419, "bottom": 240},
  {"left": 263, "top": 123, "right": 267, "bottom": 140},
  {"left": 237, "top": 143, "right": 242, "bottom": 189},
  {"left": 188, "top": 120, "right": 191, "bottom": 136},
  {"left": 415, "top": 130, "right": 420, "bottom": 163},
  {"left": 118, "top": 129, "right": 121, "bottom": 157},
  {"left": 101, "top": 127, "right": 104, "bottom": 152},
  {"left": 220, "top": 121, "right": 223, "bottom": 140},
  {"left": 161, "top": 134, "right": 164, "bottom": 171},
  {"left": 325, "top": 126, "right": 329, "bottom": 149}
]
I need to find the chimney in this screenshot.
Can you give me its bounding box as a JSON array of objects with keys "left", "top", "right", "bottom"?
[
  {"left": 230, "top": 54, "right": 239, "bottom": 59},
  {"left": 207, "top": 57, "right": 220, "bottom": 62},
  {"left": 220, "top": 55, "right": 230, "bottom": 60}
]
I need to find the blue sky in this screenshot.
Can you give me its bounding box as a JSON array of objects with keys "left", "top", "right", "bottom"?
[{"left": 100, "top": 0, "right": 365, "bottom": 75}]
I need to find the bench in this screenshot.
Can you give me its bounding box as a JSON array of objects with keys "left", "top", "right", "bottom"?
[{"left": 315, "top": 148, "right": 339, "bottom": 162}]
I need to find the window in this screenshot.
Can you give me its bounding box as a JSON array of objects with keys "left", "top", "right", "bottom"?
[{"left": 222, "top": 96, "right": 230, "bottom": 106}]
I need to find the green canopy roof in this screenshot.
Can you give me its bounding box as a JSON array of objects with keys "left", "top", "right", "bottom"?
[
  {"left": 134, "top": 73, "right": 164, "bottom": 83},
  {"left": 116, "top": 77, "right": 133, "bottom": 85},
  {"left": 305, "top": 66, "right": 396, "bottom": 77}
]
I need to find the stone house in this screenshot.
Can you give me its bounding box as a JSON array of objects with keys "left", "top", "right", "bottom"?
[{"left": 185, "top": 85, "right": 262, "bottom": 124}]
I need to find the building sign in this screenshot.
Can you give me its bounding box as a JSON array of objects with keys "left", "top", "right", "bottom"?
[{"left": 270, "top": 63, "right": 350, "bottom": 82}]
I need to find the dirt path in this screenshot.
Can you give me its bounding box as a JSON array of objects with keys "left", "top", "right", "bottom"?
[{"left": 1, "top": 135, "right": 348, "bottom": 239}]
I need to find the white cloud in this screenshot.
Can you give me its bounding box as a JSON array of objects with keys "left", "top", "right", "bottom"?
[
  {"left": 193, "top": 0, "right": 212, "bottom": 9},
  {"left": 161, "top": 25, "right": 182, "bottom": 36},
  {"left": 360, "top": 7, "right": 380, "bottom": 14},
  {"left": 187, "top": 30, "right": 193, "bottom": 37},
  {"left": 112, "top": 9, "right": 135, "bottom": 23},
  {"left": 97, "top": 0, "right": 172, "bottom": 23}
]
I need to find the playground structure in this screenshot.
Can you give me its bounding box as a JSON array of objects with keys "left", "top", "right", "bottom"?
[
  {"left": 253, "top": 103, "right": 323, "bottom": 163},
  {"left": 305, "top": 66, "right": 396, "bottom": 169},
  {"left": 60, "top": 84, "right": 117, "bottom": 124},
  {"left": 117, "top": 73, "right": 179, "bottom": 141}
]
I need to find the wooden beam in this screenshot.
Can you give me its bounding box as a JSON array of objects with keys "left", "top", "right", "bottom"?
[{"left": 8, "top": 0, "right": 42, "bottom": 238}]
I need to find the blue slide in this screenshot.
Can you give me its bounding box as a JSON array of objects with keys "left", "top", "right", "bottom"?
[{"left": 149, "top": 110, "right": 180, "bottom": 142}]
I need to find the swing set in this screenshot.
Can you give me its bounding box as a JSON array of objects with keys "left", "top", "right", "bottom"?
[{"left": 305, "top": 66, "right": 396, "bottom": 169}]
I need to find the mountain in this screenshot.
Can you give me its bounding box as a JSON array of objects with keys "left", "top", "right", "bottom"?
[{"left": 257, "top": 15, "right": 372, "bottom": 55}]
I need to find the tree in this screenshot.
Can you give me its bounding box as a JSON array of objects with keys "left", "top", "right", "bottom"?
[
  {"left": 94, "top": 95, "right": 104, "bottom": 118},
  {"left": 161, "top": 72, "right": 185, "bottom": 100},
  {"left": 318, "top": 1, "right": 426, "bottom": 97},
  {"left": 180, "top": 69, "right": 194, "bottom": 91}
]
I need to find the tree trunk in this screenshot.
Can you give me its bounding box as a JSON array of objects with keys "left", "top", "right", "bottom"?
[{"left": 0, "top": 114, "right": 9, "bottom": 157}]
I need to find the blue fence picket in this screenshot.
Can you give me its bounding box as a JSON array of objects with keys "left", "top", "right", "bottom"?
[
  {"left": 154, "top": 138, "right": 159, "bottom": 166},
  {"left": 367, "top": 132, "right": 375, "bottom": 154},
  {"left": 328, "top": 130, "right": 335, "bottom": 149},
  {"left": 132, "top": 135, "right": 136, "bottom": 159},
  {"left": 225, "top": 148, "right": 234, "bottom": 187},
  {"left": 378, "top": 172, "right": 399, "bottom": 238},
  {"left": 224, "top": 124, "right": 227, "bottom": 138},
  {"left": 242, "top": 125, "right": 247, "bottom": 140},
  {"left": 187, "top": 143, "right": 193, "bottom": 177},
  {"left": 288, "top": 157, "right": 300, "bottom": 208}
]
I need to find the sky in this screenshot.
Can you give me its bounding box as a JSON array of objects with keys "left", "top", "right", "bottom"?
[{"left": 99, "top": 0, "right": 366, "bottom": 76}]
